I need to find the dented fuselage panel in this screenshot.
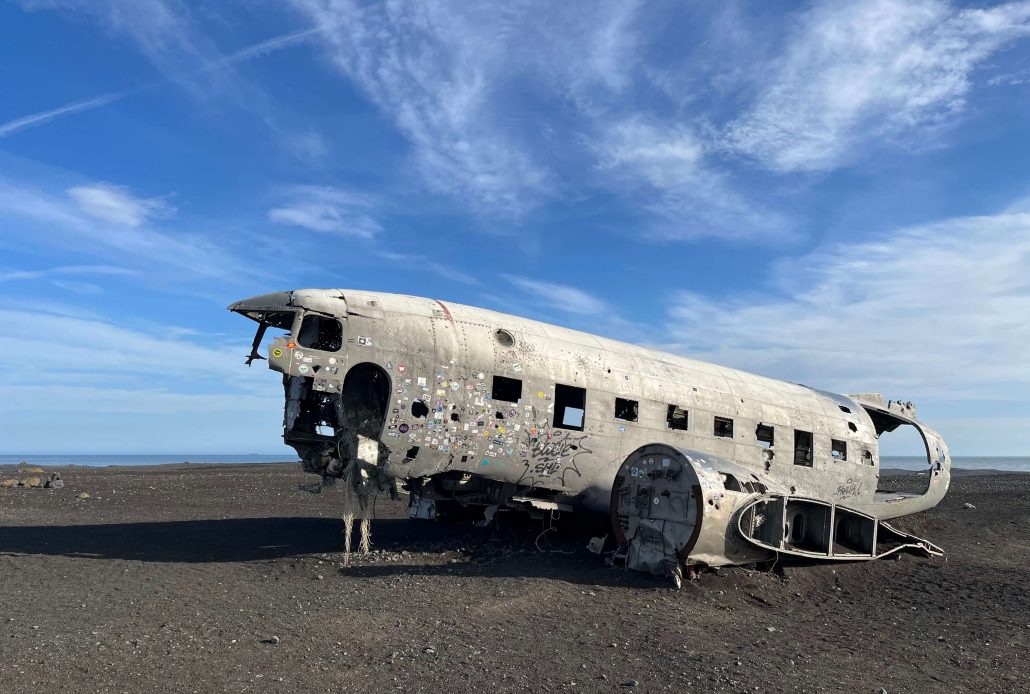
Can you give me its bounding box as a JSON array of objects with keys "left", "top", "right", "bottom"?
[{"left": 229, "top": 289, "right": 951, "bottom": 577}]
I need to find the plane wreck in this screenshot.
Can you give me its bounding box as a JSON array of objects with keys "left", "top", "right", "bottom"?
[{"left": 230, "top": 289, "right": 950, "bottom": 584}]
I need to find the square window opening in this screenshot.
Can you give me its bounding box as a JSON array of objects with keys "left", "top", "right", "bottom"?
[
  {"left": 553, "top": 384, "right": 586, "bottom": 431},
  {"left": 615, "top": 397, "right": 638, "bottom": 422},
  {"left": 832, "top": 439, "right": 848, "bottom": 461},
  {"left": 756, "top": 423, "right": 774, "bottom": 448},
  {"left": 794, "top": 430, "right": 814, "bottom": 467},
  {"left": 666, "top": 405, "right": 689, "bottom": 431},
  {"left": 491, "top": 375, "right": 522, "bottom": 403},
  {"left": 297, "top": 314, "right": 343, "bottom": 351},
  {"left": 714, "top": 416, "right": 734, "bottom": 438}
]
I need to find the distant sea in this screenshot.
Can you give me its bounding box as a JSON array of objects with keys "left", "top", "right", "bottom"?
[
  {"left": 0, "top": 454, "right": 1027, "bottom": 471},
  {"left": 882, "top": 456, "right": 1029, "bottom": 472},
  {"left": 0, "top": 454, "right": 295, "bottom": 467}
]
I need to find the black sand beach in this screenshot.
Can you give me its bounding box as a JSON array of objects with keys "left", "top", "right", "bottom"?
[{"left": 1, "top": 462, "right": 1027, "bottom": 693}]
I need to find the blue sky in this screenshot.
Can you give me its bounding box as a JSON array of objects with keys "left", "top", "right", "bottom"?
[{"left": 2, "top": 0, "right": 1029, "bottom": 456}]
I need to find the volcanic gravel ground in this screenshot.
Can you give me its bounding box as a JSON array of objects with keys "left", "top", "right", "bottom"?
[{"left": 1, "top": 463, "right": 1027, "bottom": 693}]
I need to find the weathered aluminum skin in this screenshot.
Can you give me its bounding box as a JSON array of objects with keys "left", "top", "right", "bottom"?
[{"left": 229, "top": 288, "right": 951, "bottom": 573}]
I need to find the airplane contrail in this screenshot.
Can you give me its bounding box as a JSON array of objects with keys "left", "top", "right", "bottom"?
[
  {"left": 0, "top": 92, "right": 124, "bottom": 138},
  {"left": 0, "top": 27, "right": 322, "bottom": 139},
  {"left": 221, "top": 27, "right": 322, "bottom": 66}
]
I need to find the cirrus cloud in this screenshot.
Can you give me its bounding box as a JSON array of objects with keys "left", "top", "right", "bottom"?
[{"left": 724, "top": 0, "right": 1030, "bottom": 172}]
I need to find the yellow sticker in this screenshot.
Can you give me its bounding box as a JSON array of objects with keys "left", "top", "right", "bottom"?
[
  {"left": 271, "top": 348, "right": 283, "bottom": 358},
  {"left": 537, "top": 391, "right": 544, "bottom": 398}
]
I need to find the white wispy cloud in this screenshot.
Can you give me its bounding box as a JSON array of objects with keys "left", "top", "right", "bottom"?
[
  {"left": 288, "top": 0, "right": 652, "bottom": 217},
  {"left": 21, "top": 0, "right": 224, "bottom": 95},
  {"left": 0, "top": 305, "right": 286, "bottom": 452},
  {"left": 284, "top": 131, "right": 330, "bottom": 162},
  {"left": 664, "top": 210, "right": 1030, "bottom": 402},
  {"left": 49, "top": 279, "right": 105, "bottom": 294},
  {"left": 67, "top": 183, "right": 174, "bottom": 227},
  {"left": 988, "top": 65, "right": 1030, "bottom": 85},
  {"left": 518, "top": 1, "right": 644, "bottom": 99},
  {"left": 0, "top": 264, "right": 135, "bottom": 282},
  {"left": 724, "top": 0, "right": 1030, "bottom": 172},
  {"left": 377, "top": 250, "right": 479, "bottom": 286},
  {"left": 288, "top": 1, "right": 788, "bottom": 239},
  {"left": 0, "top": 179, "right": 252, "bottom": 283},
  {"left": 268, "top": 186, "right": 380, "bottom": 237},
  {"left": 290, "top": 0, "right": 553, "bottom": 215},
  {"left": 505, "top": 276, "right": 608, "bottom": 315},
  {"left": 0, "top": 305, "right": 256, "bottom": 383},
  {"left": 595, "top": 116, "right": 789, "bottom": 240}
]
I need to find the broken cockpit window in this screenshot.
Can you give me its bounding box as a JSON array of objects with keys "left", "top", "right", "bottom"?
[
  {"left": 298, "top": 314, "right": 343, "bottom": 352},
  {"left": 240, "top": 310, "right": 296, "bottom": 366},
  {"left": 249, "top": 311, "right": 296, "bottom": 331},
  {"left": 831, "top": 439, "right": 848, "bottom": 461},
  {"left": 553, "top": 384, "right": 586, "bottom": 431}
]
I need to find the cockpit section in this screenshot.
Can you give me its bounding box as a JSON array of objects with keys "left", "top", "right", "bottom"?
[
  {"left": 228, "top": 291, "right": 381, "bottom": 480},
  {"left": 228, "top": 291, "right": 347, "bottom": 374}
]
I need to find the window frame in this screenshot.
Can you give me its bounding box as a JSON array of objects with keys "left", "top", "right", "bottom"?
[
  {"left": 756, "top": 423, "right": 774, "bottom": 448},
  {"left": 793, "top": 429, "right": 814, "bottom": 467},
  {"left": 666, "top": 404, "right": 689, "bottom": 431},
  {"left": 491, "top": 375, "right": 523, "bottom": 403},
  {"left": 552, "top": 383, "right": 587, "bottom": 431},
  {"left": 297, "top": 313, "right": 343, "bottom": 352},
  {"left": 614, "top": 397, "right": 639, "bottom": 422}
]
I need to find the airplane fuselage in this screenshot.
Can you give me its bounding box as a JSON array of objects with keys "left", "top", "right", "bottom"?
[{"left": 231, "top": 289, "right": 950, "bottom": 574}]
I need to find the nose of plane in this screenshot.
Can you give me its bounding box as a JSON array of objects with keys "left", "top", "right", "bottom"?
[{"left": 227, "top": 291, "right": 294, "bottom": 313}]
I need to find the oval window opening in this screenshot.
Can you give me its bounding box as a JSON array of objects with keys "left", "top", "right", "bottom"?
[{"left": 494, "top": 329, "right": 515, "bottom": 347}]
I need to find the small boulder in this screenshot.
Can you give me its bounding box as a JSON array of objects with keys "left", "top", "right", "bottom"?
[
  {"left": 78, "top": 492, "right": 91, "bottom": 500},
  {"left": 962, "top": 502, "right": 976, "bottom": 510},
  {"left": 21, "top": 477, "right": 43, "bottom": 488},
  {"left": 1, "top": 479, "right": 18, "bottom": 489}
]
